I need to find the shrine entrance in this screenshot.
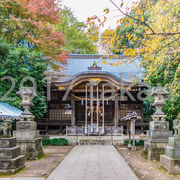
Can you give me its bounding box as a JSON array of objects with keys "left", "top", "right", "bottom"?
[
  {"left": 66, "top": 74, "right": 122, "bottom": 136},
  {"left": 75, "top": 100, "right": 115, "bottom": 135}
]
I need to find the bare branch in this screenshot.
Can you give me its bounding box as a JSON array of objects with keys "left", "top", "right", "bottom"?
[
  {"left": 148, "top": 36, "right": 180, "bottom": 57},
  {"left": 144, "top": 32, "right": 180, "bottom": 36}
]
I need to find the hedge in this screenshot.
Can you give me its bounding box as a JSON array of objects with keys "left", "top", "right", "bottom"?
[
  {"left": 124, "top": 139, "right": 144, "bottom": 146},
  {"left": 42, "top": 138, "right": 68, "bottom": 146}
]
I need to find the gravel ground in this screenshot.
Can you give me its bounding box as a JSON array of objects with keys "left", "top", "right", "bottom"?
[
  {"left": 117, "top": 146, "right": 180, "bottom": 180},
  {"left": 0, "top": 146, "right": 73, "bottom": 178}
]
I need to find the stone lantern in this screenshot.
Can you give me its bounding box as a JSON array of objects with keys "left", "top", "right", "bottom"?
[
  {"left": 13, "top": 87, "right": 44, "bottom": 160},
  {"left": 17, "top": 87, "right": 36, "bottom": 120},
  {"left": 151, "top": 86, "right": 168, "bottom": 121},
  {"left": 144, "top": 86, "right": 172, "bottom": 160}
]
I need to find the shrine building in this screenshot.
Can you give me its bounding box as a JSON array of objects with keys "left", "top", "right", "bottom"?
[{"left": 36, "top": 55, "right": 149, "bottom": 135}]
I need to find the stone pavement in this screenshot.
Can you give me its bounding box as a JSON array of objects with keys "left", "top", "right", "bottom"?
[
  {"left": 47, "top": 145, "right": 139, "bottom": 180},
  {"left": 0, "top": 178, "right": 44, "bottom": 180}
]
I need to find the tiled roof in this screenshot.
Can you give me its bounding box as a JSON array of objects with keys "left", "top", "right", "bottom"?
[
  {"left": 60, "top": 55, "right": 143, "bottom": 83},
  {"left": 0, "top": 102, "right": 22, "bottom": 119}
]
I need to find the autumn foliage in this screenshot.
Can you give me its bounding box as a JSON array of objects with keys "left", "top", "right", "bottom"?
[
  {"left": 0, "top": 0, "right": 68, "bottom": 69},
  {"left": 87, "top": 0, "right": 180, "bottom": 119}
]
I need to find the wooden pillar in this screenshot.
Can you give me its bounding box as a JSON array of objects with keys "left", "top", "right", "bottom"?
[
  {"left": 85, "top": 85, "right": 88, "bottom": 133},
  {"left": 90, "top": 85, "right": 93, "bottom": 132},
  {"left": 71, "top": 100, "right": 75, "bottom": 127},
  {"left": 131, "top": 119, "right": 136, "bottom": 150},
  {"left": 127, "top": 121, "right": 131, "bottom": 147},
  {"left": 102, "top": 85, "right": 104, "bottom": 133},
  {"left": 45, "top": 125, "right": 48, "bottom": 135},
  {"left": 96, "top": 86, "right": 99, "bottom": 133},
  {"left": 114, "top": 94, "right": 119, "bottom": 127}
]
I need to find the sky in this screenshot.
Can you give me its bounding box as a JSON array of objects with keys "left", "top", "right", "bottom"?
[{"left": 61, "top": 0, "right": 135, "bottom": 30}]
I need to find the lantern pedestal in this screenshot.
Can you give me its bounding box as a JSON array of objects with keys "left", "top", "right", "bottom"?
[
  {"left": 0, "top": 138, "right": 25, "bottom": 174},
  {"left": 160, "top": 135, "right": 180, "bottom": 174},
  {"left": 144, "top": 115, "right": 172, "bottom": 160},
  {"left": 144, "top": 87, "right": 172, "bottom": 161},
  {"left": 15, "top": 87, "right": 44, "bottom": 160},
  {"left": 160, "top": 118, "right": 180, "bottom": 174},
  {"left": 13, "top": 120, "right": 44, "bottom": 160}
]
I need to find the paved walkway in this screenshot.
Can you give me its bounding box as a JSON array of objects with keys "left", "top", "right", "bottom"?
[{"left": 47, "top": 145, "right": 139, "bottom": 180}]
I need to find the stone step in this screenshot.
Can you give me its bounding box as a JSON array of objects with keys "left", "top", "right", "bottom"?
[{"left": 79, "top": 139, "right": 113, "bottom": 145}]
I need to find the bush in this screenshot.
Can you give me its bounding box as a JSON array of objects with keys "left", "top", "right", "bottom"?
[
  {"left": 42, "top": 139, "right": 51, "bottom": 146},
  {"left": 124, "top": 139, "right": 144, "bottom": 146},
  {"left": 42, "top": 138, "right": 68, "bottom": 146}
]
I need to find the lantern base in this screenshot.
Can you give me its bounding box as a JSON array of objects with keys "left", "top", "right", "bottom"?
[
  {"left": 13, "top": 121, "right": 44, "bottom": 160},
  {"left": 160, "top": 136, "right": 180, "bottom": 174},
  {"left": 0, "top": 138, "right": 25, "bottom": 174}
]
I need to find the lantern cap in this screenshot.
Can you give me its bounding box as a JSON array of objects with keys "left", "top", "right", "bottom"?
[
  {"left": 151, "top": 86, "right": 168, "bottom": 96},
  {"left": 17, "top": 87, "right": 36, "bottom": 98}
]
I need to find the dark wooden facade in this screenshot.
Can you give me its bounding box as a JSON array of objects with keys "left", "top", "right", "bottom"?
[{"left": 37, "top": 85, "right": 149, "bottom": 135}]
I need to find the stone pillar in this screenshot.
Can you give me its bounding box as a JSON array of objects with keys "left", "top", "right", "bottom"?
[
  {"left": 114, "top": 94, "right": 119, "bottom": 127},
  {"left": 160, "top": 119, "right": 180, "bottom": 174},
  {"left": 144, "top": 87, "right": 172, "bottom": 160},
  {"left": 71, "top": 100, "right": 75, "bottom": 127},
  {"left": 13, "top": 87, "right": 44, "bottom": 160},
  {"left": 0, "top": 138, "right": 25, "bottom": 174}
]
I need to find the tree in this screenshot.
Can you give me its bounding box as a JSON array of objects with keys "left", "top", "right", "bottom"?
[
  {"left": 113, "top": 10, "right": 146, "bottom": 55},
  {"left": 100, "top": 28, "right": 116, "bottom": 54},
  {"left": 88, "top": 0, "right": 180, "bottom": 119},
  {"left": 56, "top": 7, "right": 97, "bottom": 54},
  {"left": 115, "top": 0, "right": 180, "bottom": 119},
  {"left": 0, "top": 0, "right": 67, "bottom": 70},
  {"left": 0, "top": 41, "right": 47, "bottom": 118},
  {"left": 87, "top": 24, "right": 100, "bottom": 44}
]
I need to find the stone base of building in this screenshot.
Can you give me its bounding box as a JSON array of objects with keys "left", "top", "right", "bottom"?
[
  {"left": 48, "top": 135, "right": 126, "bottom": 145},
  {"left": 0, "top": 138, "right": 25, "bottom": 174},
  {"left": 13, "top": 121, "right": 44, "bottom": 160},
  {"left": 66, "top": 126, "right": 123, "bottom": 136},
  {"left": 160, "top": 136, "right": 180, "bottom": 174}
]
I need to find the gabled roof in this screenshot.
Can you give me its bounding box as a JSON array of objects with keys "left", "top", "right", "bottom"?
[
  {"left": 0, "top": 102, "right": 22, "bottom": 119},
  {"left": 58, "top": 55, "right": 143, "bottom": 83}
]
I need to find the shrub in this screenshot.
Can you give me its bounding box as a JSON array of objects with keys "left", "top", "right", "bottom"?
[
  {"left": 42, "top": 138, "right": 68, "bottom": 146},
  {"left": 42, "top": 139, "right": 51, "bottom": 146},
  {"left": 124, "top": 139, "right": 144, "bottom": 146}
]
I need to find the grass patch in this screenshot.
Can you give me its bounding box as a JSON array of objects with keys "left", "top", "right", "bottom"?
[
  {"left": 37, "top": 153, "right": 47, "bottom": 160},
  {"left": 27, "top": 153, "right": 47, "bottom": 161},
  {"left": 141, "top": 149, "right": 148, "bottom": 159},
  {"left": 159, "top": 166, "right": 180, "bottom": 177},
  {"left": 0, "top": 166, "right": 27, "bottom": 177},
  {"left": 0, "top": 135, "right": 12, "bottom": 138}
]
